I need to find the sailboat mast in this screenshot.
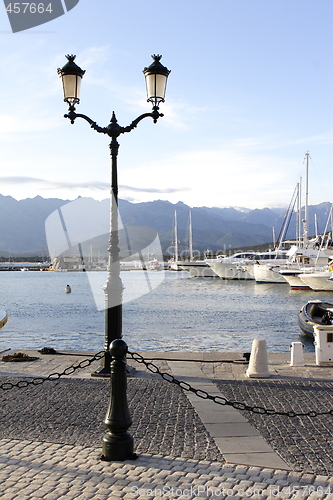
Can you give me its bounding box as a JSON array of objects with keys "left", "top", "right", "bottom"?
[
  {"left": 295, "top": 181, "right": 299, "bottom": 244},
  {"left": 298, "top": 178, "right": 302, "bottom": 245},
  {"left": 304, "top": 152, "right": 309, "bottom": 247},
  {"left": 189, "top": 210, "right": 193, "bottom": 261},
  {"left": 174, "top": 211, "right": 178, "bottom": 262},
  {"left": 314, "top": 213, "right": 318, "bottom": 238}
]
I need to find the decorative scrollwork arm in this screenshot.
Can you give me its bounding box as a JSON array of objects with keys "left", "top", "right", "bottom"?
[
  {"left": 122, "top": 109, "right": 164, "bottom": 133},
  {"left": 64, "top": 105, "right": 163, "bottom": 137}
]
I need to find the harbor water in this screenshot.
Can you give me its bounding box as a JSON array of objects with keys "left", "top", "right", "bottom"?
[{"left": 1, "top": 269, "right": 330, "bottom": 354}]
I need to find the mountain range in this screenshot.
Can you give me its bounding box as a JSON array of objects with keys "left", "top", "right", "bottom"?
[{"left": 0, "top": 194, "right": 332, "bottom": 258}]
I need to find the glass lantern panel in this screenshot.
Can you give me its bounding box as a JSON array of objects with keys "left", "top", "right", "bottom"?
[
  {"left": 62, "top": 74, "right": 81, "bottom": 101},
  {"left": 146, "top": 74, "right": 167, "bottom": 102}
]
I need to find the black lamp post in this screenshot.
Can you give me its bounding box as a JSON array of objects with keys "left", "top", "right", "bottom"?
[{"left": 58, "top": 54, "right": 170, "bottom": 376}]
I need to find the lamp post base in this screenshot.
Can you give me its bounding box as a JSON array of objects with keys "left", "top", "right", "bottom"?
[
  {"left": 101, "top": 432, "right": 137, "bottom": 461},
  {"left": 91, "top": 349, "right": 112, "bottom": 377}
]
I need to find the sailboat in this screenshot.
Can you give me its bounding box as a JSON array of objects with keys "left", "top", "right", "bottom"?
[
  {"left": 252, "top": 182, "right": 300, "bottom": 284},
  {"left": 169, "top": 211, "right": 182, "bottom": 271},
  {"left": 279, "top": 153, "right": 333, "bottom": 289},
  {"left": 177, "top": 211, "right": 218, "bottom": 277},
  {"left": 250, "top": 153, "right": 333, "bottom": 286}
]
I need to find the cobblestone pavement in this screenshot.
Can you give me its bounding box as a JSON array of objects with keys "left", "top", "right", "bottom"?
[
  {"left": 0, "top": 377, "right": 222, "bottom": 462},
  {"left": 2, "top": 351, "right": 333, "bottom": 498},
  {"left": 2, "top": 439, "right": 333, "bottom": 500},
  {"left": 216, "top": 379, "right": 333, "bottom": 476}
]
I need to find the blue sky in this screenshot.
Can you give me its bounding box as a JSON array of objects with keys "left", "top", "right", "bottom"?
[{"left": 0, "top": 0, "right": 332, "bottom": 209}]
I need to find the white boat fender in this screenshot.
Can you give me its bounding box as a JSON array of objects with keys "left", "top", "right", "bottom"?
[
  {"left": 290, "top": 342, "right": 304, "bottom": 367},
  {"left": 246, "top": 339, "right": 270, "bottom": 378}
]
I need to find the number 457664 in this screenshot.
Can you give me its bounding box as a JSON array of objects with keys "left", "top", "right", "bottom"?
[{"left": 6, "top": 3, "right": 53, "bottom": 14}]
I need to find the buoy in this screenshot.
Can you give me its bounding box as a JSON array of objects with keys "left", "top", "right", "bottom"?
[
  {"left": 0, "top": 310, "right": 8, "bottom": 329},
  {"left": 65, "top": 285, "right": 71, "bottom": 293},
  {"left": 290, "top": 342, "right": 304, "bottom": 366},
  {"left": 246, "top": 339, "right": 270, "bottom": 378}
]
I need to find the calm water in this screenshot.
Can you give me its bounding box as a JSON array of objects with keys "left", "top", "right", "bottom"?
[{"left": 1, "top": 270, "right": 332, "bottom": 353}]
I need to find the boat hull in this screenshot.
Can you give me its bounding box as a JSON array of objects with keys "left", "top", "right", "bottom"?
[
  {"left": 253, "top": 263, "right": 287, "bottom": 284},
  {"left": 300, "top": 272, "right": 333, "bottom": 291},
  {"left": 206, "top": 261, "right": 254, "bottom": 280},
  {"left": 279, "top": 270, "right": 310, "bottom": 289},
  {"left": 179, "top": 261, "right": 217, "bottom": 277}
]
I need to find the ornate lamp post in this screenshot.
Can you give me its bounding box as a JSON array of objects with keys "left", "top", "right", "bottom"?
[{"left": 58, "top": 54, "right": 170, "bottom": 376}]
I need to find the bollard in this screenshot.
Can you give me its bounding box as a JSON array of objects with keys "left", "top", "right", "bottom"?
[
  {"left": 290, "top": 342, "right": 304, "bottom": 366},
  {"left": 246, "top": 339, "right": 270, "bottom": 378},
  {"left": 102, "top": 339, "right": 137, "bottom": 461}
]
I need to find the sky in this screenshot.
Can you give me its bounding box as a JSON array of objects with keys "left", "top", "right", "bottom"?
[{"left": 0, "top": 0, "right": 332, "bottom": 210}]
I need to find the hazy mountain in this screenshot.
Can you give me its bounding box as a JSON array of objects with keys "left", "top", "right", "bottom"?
[
  {"left": 0, "top": 194, "right": 331, "bottom": 258},
  {"left": 0, "top": 194, "right": 68, "bottom": 256}
]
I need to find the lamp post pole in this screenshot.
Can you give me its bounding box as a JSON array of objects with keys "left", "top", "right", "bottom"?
[
  {"left": 58, "top": 54, "right": 170, "bottom": 375},
  {"left": 58, "top": 54, "right": 170, "bottom": 460}
]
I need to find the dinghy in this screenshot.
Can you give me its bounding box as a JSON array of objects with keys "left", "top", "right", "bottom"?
[{"left": 298, "top": 300, "right": 333, "bottom": 338}]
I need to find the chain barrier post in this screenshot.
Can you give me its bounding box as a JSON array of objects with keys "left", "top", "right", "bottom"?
[{"left": 102, "top": 339, "right": 136, "bottom": 461}]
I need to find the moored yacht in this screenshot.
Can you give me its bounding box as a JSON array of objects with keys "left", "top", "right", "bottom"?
[
  {"left": 255, "top": 154, "right": 333, "bottom": 285},
  {"left": 299, "top": 269, "right": 333, "bottom": 291},
  {"left": 179, "top": 260, "right": 218, "bottom": 277},
  {"left": 279, "top": 202, "right": 333, "bottom": 289},
  {"left": 206, "top": 252, "right": 258, "bottom": 280},
  {"left": 251, "top": 250, "right": 289, "bottom": 283},
  {"left": 261, "top": 242, "right": 333, "bottom": 286},
  {"left": 278, "top": 267, "right": 312, "bottom": 289}
]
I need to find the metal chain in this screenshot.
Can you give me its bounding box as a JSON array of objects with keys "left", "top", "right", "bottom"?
[
  {"left": 2, "top": 348, "right": 332, "bottom": 418},
  {"left": 0, "top": 351, "right": 104, "bottom": 391},
  {"left": 127, "top": 351, "right": 333, "bottom": 418}
]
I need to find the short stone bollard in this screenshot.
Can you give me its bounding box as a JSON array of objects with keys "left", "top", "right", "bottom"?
[
  {"left": 290, "top": 342, "right": 305, "bottom": 366},
  {"left": 102, "top": 339, "right": 137, "bottom": 461},
  {"left": 246, "top": 339, "right": 270, "bottom": 378}
]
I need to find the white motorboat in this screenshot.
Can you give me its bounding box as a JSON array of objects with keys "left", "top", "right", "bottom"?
[
  {"left": 278, "top": 267, "right": 312, "bottom": 289},
  {"left": 148, "top": 258, "right": 162, "bottom": 271},
  {"left": 179, "top": 260, "right": 218, "bottom": 277},
  {"left": 206, "top": 252, "right": 258, "bottom": 280},
  {"left": 246, "top": 248, "right": 289, "bottom": 283},
  {"left": 258, "top": 243, "right": 333, "bottom": 285},
  {"left": 299, "top": 270, "right": 333, "bottom": 291},
  {"left": 207, "top": 248, "right": 287, "bottom": 280},
  {"left": 252, "top": 259, "right": 289, "bottom": 283}
]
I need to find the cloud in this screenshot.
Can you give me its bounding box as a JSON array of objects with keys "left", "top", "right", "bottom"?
[
  {"left": 0, "top": 176, "right": 107, "bottom": 190},
  {"left": 0, "top": 114, "right": 60, "bottom": 138},
  {"left": 119, "top": 146, "right": 302, "bottom": 208},
  {"left": 290, "top": 130, "right": 333, "bottom": 146},
  {"left": 119, "top": 185, "right": 189, "bottom": 194},
  {"left": 0, "top": 176, "right": 186, "bottom": 195}
]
